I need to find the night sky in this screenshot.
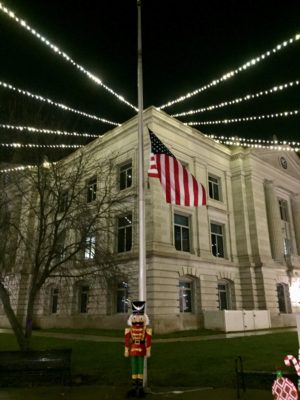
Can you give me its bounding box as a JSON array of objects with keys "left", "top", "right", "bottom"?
[{"left": 0, "top": 0, "right": 299, "bottom": 163}]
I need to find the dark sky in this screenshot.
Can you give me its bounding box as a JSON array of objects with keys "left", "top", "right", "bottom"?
[{"left": 0, "top": 0, "right": 299, "bottom": 163}]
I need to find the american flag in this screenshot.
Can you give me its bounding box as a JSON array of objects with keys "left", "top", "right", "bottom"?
[{"left": 148, "top": 130, "right": 206, "bottom": 207}]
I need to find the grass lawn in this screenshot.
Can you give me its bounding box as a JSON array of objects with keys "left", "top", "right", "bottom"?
[{"left": 0, "top": 331, "right": 298, "bottom": 388}]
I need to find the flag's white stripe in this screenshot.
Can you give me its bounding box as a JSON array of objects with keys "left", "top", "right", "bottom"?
[
  {"left": 188, "top": 170, "right": 194, "bottom": 205},
  {"left": 160, "top": 154, "right": 166, "bottom": 193},
  {"left": 148, "top": 153, "right": 159, "bottom": 176}
]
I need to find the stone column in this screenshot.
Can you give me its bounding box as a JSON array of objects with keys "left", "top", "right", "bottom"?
[
  {"left": 292, "top": 194, "right": 300, "bottom": 255},
  {"left": 264, "top": 180, "right": 284, "bottom": 262}
]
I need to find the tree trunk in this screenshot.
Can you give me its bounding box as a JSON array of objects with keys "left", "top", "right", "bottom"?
[
  {"left": 24, "top": 290, "right": 37, "bottom": 350},
  {"left": 0, "top": 281, "right": 27, "bottom": 351}
]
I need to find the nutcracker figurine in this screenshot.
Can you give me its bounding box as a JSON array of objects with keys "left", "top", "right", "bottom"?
[{"left": 124, "top": 301, "right": 152, "bottom": 397}]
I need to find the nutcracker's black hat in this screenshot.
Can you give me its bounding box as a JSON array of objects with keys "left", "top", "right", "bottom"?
[{"left": 131, "top": 301, "right": 145, "bottom": 314}]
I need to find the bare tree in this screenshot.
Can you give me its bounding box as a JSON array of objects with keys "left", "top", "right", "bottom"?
[{"left": 0, "top": 152, "right": 133, "bottom": 350}]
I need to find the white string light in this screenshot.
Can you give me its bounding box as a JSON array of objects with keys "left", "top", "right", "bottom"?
[
  {"left": 160, "top": 33, "right": 300, "bottom": 110},
  {"left": 0, "top": 165, "right": 37, "bottom": 173},
  {"left": 206, "top": 134, "right": 300, "bottom": 147},
  {"left": 0, "top": 80, "right": 119, "bottom": 126},
  {"left": 172, "top": 80, "right": 299, "bottom": 117},
  {"left": 187, "top": 109, "right": 299, "bottom": 126},
  {"left": 0, "top": 2, "right": 138, "bottom": 112},
  {"left": 0, "top": 143, "right": 82, "bottom": 149},
  {"left": 211, "top": 138, "right": 299, "bottom": 153},
  {"left": 0, "top": 123, "right": 98, "bottom": 138}
]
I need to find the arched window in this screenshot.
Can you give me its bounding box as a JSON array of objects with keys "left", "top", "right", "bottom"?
[
  {"left": 277, "top": 283, "right": 292, "bottom": 313},
  {"left": 179, "top": 278, "right": 194, "bottom": 313},
  {"left": 50, "top": 287, "right": 59, "bottom": 314},
  {"left": 218, "top": 280, "right": 233, "bottom": 310},
  {"left": 116, "top": 282, "right": 129, "bottom": 313},
  {"left": 79, "top": 285, "right": 89, "bottom": 313}
]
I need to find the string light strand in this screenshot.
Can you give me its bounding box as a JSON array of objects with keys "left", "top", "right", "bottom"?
[
  {"left": 160, "top": 33, "right": 300, "bottom": 110},
  {"left": 0, "top": 80, "right": 119, "bottom": 126},
  {"left": 0, "top": 165, "right": 36, "bottom": 174},
  {"left": 0, "top": 143, "right": 82, "bottom": 149},
  {"left": 0, "top": 123, "right": 98, "bottom": 138},
  {"left": 206, "top": 134, "right": 300, "bottom": 147},
  {"left": 0, "top": 2, "right": 138, "bottom": 112},
  {"left": 172, "top": 80, "right": 299, "bottom": 117},
  {"left": 187, "top": 109, "right": 299, "bottom": 126},
  {"left": 211, "top": 138, "right": 299, "bottom": 153}
]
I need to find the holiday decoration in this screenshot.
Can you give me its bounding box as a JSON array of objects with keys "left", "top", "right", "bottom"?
[
  {"left": 284, "top": 350, "right": 300, "bottom": 391},
  {"left": 124, "top": 301, "right": 152, "bottom": 397},
  {"left": 272, "top": 375, "right": 298, "bottom": 400}
]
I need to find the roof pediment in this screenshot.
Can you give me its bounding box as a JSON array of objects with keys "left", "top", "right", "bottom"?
[{"left": 252, "top": 148, "right": 300, "bottom": 179}]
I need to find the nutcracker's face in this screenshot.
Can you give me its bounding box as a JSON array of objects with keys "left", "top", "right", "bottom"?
[{"left": 131, "top": 314, "right": 146, "bottom": 326}]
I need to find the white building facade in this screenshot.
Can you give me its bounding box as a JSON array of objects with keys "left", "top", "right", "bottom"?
[{"left": 2, "top": 107, "right": 300, "bottom": 333}]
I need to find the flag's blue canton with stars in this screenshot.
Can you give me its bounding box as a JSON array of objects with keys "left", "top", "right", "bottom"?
[{"left": 148, "top": 129, "right": 206, "bottom": 207}]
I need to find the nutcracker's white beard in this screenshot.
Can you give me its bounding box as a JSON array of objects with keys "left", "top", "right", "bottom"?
[{"left": 127, "top": 314, "right": 150, "bottom": 326}]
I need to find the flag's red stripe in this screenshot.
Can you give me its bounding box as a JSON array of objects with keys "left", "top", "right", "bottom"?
[
  {"left": 183, "top": 167, "right": 190, "bottom": 206},
  {"left": 174, "top": 159, "right": 180, "bottom": 205},
  {"left": 201, "top": 184, "right": 207, "bottom": 205},
  {"left": 193, "top": 176, "right": 198, "bottom": 206}
]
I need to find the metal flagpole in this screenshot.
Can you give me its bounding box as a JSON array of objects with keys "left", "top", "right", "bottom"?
[
  {"left": 137, "top": 0, "right": 146, "bottom": 308},
  {"left": 137, "top": 0, "right": 147, "bottom": 388}
]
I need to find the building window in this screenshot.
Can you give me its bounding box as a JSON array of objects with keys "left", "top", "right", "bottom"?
[
  {"left": 174, "top": 214, "right": 190, "bottom": 252},
  {"left": 211, "top": 223, "right": 225, "bottom": 258},
  {"left": 208, "top": 175, "right": 221, "bottom": 201},
  {"left": 116, "top": 282, "right": 129, "bottom": 313},
  {"left": 58, "top": 190, "right": 68, "bottom": 213},
  {"left": 119, "top": 162, "right": 132, "bottom": 191},
  {"left": 79, "top": 285, "right": 89, "bottom": 313},
  {"left": 277, "top": 283, "right": 291, "bottom": 313},
  {"left": 84, "top": 232, "right": 96, "bottom": 260},
  {"left": 179, "top": 279, "right": 193, "bottom": 313},
  {"left": 117, "top": 214, "right": 132, "bottom": 252},
  {"left": 87, "top": 177, "right": 97, "bottom": 203},
  {"left": 218, "top": 280, "right": 231, "bottom": 310},
  {"left": 50, "top": 288, "right": 59, "bottom": 314},
  {"left": 54, "top": 230, "right": 66, "bottom": 263},
  {"left": 279, "top": 199, "right": 289, "bottom": 222}
]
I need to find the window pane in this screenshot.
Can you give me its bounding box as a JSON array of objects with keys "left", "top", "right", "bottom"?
[
  {"left": 211, "top": 223, "right": 222, "bottom": 234},
  {"left": 51, "top": 288, "right": 58, "bottom": 314},
  {"left": 118, "top": 215, "right": 132, "bottom": 227},
  {"left": 118, "top": 229, "right": 125, "bottom": 252},
  {"left": 120, "top": 163, "right": 132, "bottom": 190},
  {"left": 218, "top": 282, "right": 230, "bottom": 310},
  {"left": 179, "top": 281, "right": 192, "bottom": 312},
  {"left": 219, "top": 291, "right": 227, "bottom": 310},
  {"left": 125, "top": 227, "right": 132, "bottom": 251},
  {"left": 276, "top": 283, "right": 291, "bottom": 314},
  {"left": 117, "top": 282, "right": 128, "bottom": 313},
  {"left": 80, "top": 286, "right": 89, "bottom": 313},
  {"left": 216, "top": 235, "right": 224, "bottom": 257},
  {"left": 208, "top": 176, "right": 220, "bottom": 201},
  {"left": 174, "top": 226, "right": 181, "bottom": 250},
  {"left": 174, "top": 214, "right": 190, "bottom": 252},
  {"left": 87, "top": 177, "right": 97, "bottom": 203},
  {"left": 182, "top": 228, "right": 190, "bottom": 252},
  {"left": 118, "top": 214, "right": 132, "bottom": 253},
  {"left": 174, "top": 214, "right": 189, "bottom": 226}
]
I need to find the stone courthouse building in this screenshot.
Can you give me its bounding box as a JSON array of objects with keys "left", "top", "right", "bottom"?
[{"left": 2, "top": 106, "right": 300, "bottom": 333}]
